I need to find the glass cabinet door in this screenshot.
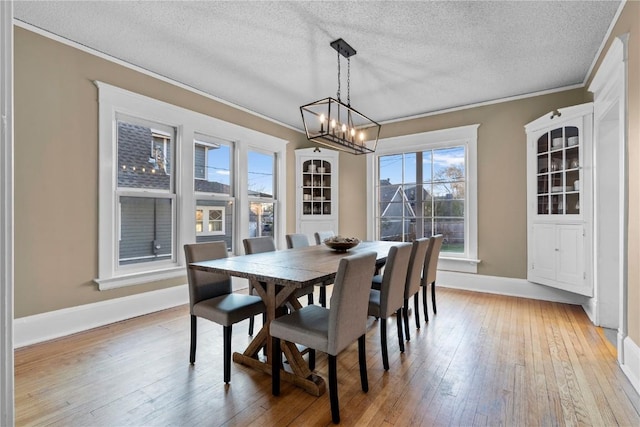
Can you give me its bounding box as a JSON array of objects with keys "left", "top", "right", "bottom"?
[
  {"left": 536, "top": 126, "right": 580, "bottom": 216},
  {"left": 301, "top": 159, "right": 333, "bottom": 216}
]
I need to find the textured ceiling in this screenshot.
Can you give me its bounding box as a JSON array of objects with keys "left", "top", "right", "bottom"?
[{"left": 14, "top": 1, "right": 622, "bottom": 131}]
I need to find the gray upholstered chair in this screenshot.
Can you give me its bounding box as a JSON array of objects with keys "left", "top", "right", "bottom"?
[
  {"left": 285, "top": 233, "right": 327, "bottom": 307},
  {"left": 285, "top": 233, "right": 310, "bottom": 249},
  {"left": 184, "top": 242, "right": 265, "bottom": 383},
  {"left": 402, "top": 238, "right": 430, "bottom": 340},
  {"left": 368, "top": 242, "right": 412, "bottom": 370},
  {"left": 270, "top": 251, "right": 377, "bottom": 424},
  {"left": 419, "top": 234, "right": 444, "bottom": 322},
  {"left": 314, "top": 230, "right": 335, "bottom": 245}
]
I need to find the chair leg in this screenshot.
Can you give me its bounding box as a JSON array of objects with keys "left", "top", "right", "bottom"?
[
  {"left": 328, "top": 354, "right": 340, "bottom": 424},
  {"left": 189, "top": 315, "right": 197, "bottom": 364},
  {"left": 403, "top": 299, "right": 411, "bottom": 341},
  {"left": 422, "top": 286, "right": 429, "bottom": 323},
  {"left": 249, "top": 316, "right": 254, "bottom": 336},
  {"left": 380, "top": 320, "right": 389, "bottom": 371},
  {"left": 272, "top": 337, "right": 281, "bottom": 396},
  {"left": 413, "top": 293, "right": 421, "bottom": 329},
  {"left": 396, "top": 308, "right": 405, "bottom": 353},
  {"left": 307, "top": 293, "right": 314, "bottom": 306},
  {"left": 431, "top": 281, "right": 437, "bottom": 314},
  {"left": 309, "top": 349, "right": 316, "bottom": 371},
  {"left": 358, "top": 335, "right": 368, "bottom": 393},
  {"left": 223, "top": 325, "right": 232, "bottom": 383},
  {"left": 320, "top": 286, "right": 327, "bottom": 307}
]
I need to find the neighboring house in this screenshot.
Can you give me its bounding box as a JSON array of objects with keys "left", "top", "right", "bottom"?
[{"left": 378, "top": 179, "right": 464, "bottom": 248}]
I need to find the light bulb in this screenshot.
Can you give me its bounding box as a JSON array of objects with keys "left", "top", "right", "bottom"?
[
  {"left": 341, "top": 124, "right": 347, "bottom": 132},
  {"left": 331, "top": 119, "right": 336, "bottom": 128},
  {"left": 319, "top": 114, "right": 325, "bottom": 123}
]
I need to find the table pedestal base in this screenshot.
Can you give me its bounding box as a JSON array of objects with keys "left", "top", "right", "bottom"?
[{"left": 233, "top": 352, "right": 326, "bottom": 396}]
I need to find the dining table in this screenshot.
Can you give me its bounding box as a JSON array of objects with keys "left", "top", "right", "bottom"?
[{"left": 189, "top": 240, "right": 397, "bottom": 396}]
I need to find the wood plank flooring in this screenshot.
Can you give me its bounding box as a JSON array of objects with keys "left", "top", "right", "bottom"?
[{"left": 14, "top": 288, "right": 640, "bottom": 426}]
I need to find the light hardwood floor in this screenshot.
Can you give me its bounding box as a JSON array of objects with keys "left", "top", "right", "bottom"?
[{"left": 15, "top": 288, "right": 640, "bottom": 426}]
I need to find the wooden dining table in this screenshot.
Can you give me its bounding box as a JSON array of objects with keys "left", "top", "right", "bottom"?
[{"left": 189, "top": 240, "right": 396, "bottom": 396}]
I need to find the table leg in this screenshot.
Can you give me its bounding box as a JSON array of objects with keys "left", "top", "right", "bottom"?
[{"left": 232, "top": 281, "right": 326, "bottom": 396}]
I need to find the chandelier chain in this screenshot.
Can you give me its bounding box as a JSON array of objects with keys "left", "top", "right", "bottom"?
[
  {"left": 347, "top": 57, "right": 351, "bottom": 106},
  {"left": 336, "top": 50, "right": 341, "bottom": 101}
]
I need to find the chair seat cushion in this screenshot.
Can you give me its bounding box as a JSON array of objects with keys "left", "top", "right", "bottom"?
[
  {"left": 371, "top": 274, "right": 382, "bottom": 290},
  {"left": 193, "top": 293, "right": 264, "bottom": 327},
  {"left": 270, "top": 305, "right": 330, "bottom": 354},
  {"left": 368, "top": 289, "right": 381, "bottom": 318}
]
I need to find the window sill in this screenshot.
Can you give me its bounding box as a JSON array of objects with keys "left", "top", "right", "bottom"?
[
  {"left": 94, "top": 266, "right": 186, "bottom": 291},
  {"left": 439, "top": 256, "right": 480, "bottom": 274}
]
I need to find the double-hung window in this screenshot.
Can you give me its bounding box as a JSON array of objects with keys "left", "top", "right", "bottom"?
[
  {"left": 116, "top": 115, "right": 176, "bottom": 266},
  {"left": 96, "top": 82, "right": 287, "bottom": 290},
  {"left": 367, "top": 125, "right": 480, "bottom": 273},
  {"left": 194, "top": 134, "right": 234, "bottom": 250},
  {"left": 247, "top": 150, "right": 276, "bottom": 238}
]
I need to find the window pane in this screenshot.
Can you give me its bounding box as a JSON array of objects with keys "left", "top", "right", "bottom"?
[
  {"left": 403, "top": 153, "right": 417, "bottom": 185},
  {"left": 194, "top": 135, "right": 232, "bottom": 195},
  {"left": 434, "top": 217, "right": 465, "bottom": 253},
  {"left": 119, "top": 196, "right": 173, "bottom": 265},
  {"left": 379, "top": 154, "right": 403, "bottom": 186},
  {"left": 432, "top": 146, "right": 465, "bottom": 182},
  {"left": 248, "top": 151, "right": 274, "bottom": 197},
  {"left": 196, "top": 208, "right": 203, "bottom": 233},
  {"left": 117, "top": 120, "right": 173, "bottom": 190},
  {"left": 249, "top": 202, "right": 274, "bottom": 238}
]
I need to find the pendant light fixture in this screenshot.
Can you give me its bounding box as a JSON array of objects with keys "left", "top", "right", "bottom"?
[{"left": 300, "top": 38, "right": 381, "bottom": 155}]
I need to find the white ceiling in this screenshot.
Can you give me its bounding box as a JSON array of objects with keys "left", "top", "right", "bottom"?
[{"left": 14, "top": 1, "right": 622, "bottom": 131}]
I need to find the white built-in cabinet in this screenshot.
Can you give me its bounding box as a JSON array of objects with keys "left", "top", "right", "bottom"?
[
  {"left": 525, "top": 103, "right": 593, "bottom": 296},
  {"left": 295, "top": 148, "right": 339, "bottom": 242}
]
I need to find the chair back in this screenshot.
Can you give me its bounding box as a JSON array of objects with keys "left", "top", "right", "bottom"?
[
  {"left": 423, "top": 234, "right": 444, "bottom": 285},
  {"left": 285, "top": 233, "right": 310, "bottom": 249},
  {"left": 184, "top": 242, "right": 232, "bottom": 309},
  {"left": 378, "top": 242, "right": 412, "bottom": 317},
  {"left": 314, "top": 230, "right": 335, "bottom": 245},
  {"left": 404, "top": 238, "right": 430, "bottom": 299},
  {"left": 327, "top": 251, "right": 377, "bottom": 355},
  {"left": 243, "top": 236, "right": 276, "bottom": 254}
]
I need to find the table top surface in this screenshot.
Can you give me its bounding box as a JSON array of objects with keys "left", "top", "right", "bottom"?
[{"left": 190, "top": 240, "right": 397, "bottom": 287}]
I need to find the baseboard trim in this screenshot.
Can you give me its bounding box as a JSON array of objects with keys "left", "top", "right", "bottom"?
[
  {"left": 14, "top": 285, "right": 189, "bottom": 348},
  {"left": 621, "top": 335, "right": 640, "bottom": 395},
  {"left": 12, "top": 273, "right": 594, "bottom": 348},
  {"left": 438, "top": 271, "right": 590, "bottom": 305}
]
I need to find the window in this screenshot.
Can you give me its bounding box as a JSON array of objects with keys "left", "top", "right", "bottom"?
[
  {"left": 248, "top": 150, "right": 276, "bottom": 238},
  {"left": 194, "top": 134, "right": 234, "bottom": 250},
  {"left": 116, "top": 116, "right": 176, "bottom": 267},
  {"left": 367, "top": 125, "right": 479, "bottom": 273},
  {"left": 96, "top": 82, "right": 287, "bottom": 290}
]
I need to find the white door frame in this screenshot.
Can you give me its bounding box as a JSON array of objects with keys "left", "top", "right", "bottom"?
[
  {"left": 589, "top": 35, "right": 629, "bottom": 364},
  {"left": 0, "top": 1, "right": 15, "bottom": 425}
]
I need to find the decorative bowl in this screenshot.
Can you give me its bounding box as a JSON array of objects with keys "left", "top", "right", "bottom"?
[{"left": 324, "top": 236, "right": 360, "bottom": 252}]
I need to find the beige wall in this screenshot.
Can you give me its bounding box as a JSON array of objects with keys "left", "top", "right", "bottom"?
[
  {"left": 337, "top": 90, "right": 586, "bottom": 279},
  {"left": 14, "top": 27, "right": 311, "bottom": 317},
  {"left": 14, "top": 0, "right": 638, "bottom": 348},
  {"left": 586, "top": 1, "right": 639, "bottom": 343}
]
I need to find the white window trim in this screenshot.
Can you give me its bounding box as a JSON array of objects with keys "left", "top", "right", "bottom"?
[
  {"left": 95, "top": 81, "right": 287, "bottom": 290},
  {"left": 366, "top": 124, "right": 480, "bottom": 273},
  {"left": 196, "top": 205, "right": 226, "bottom": 236}
]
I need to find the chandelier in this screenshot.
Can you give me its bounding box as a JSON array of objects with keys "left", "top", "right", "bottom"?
[{"left": 300, "top": 38, "right": 381, "bottom": 155}]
